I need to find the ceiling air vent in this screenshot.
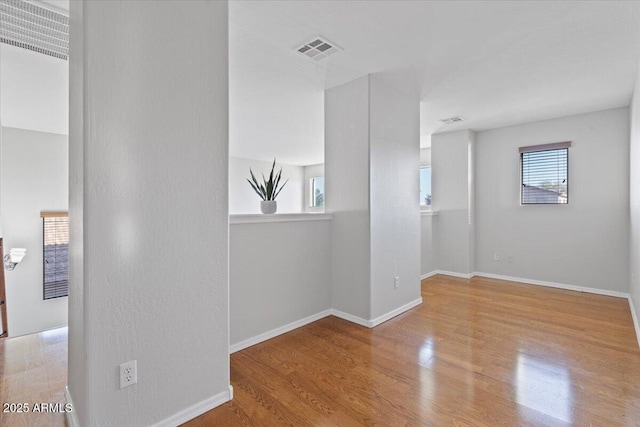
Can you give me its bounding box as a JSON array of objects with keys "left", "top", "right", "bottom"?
[
  {"left": 440, "top": 116, "right": 465, "bottom": 125},
  {"left": 0, "top": 0, "right": 69, "bottom": 60},
  {"left": 295, "top": 37, "right": 342, "bottom": 62}
]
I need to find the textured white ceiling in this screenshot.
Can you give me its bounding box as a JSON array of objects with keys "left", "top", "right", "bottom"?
[
  {"left": 2, "top": 1, "right": 639, "bottom": 166},
  {"left": 230, "top": 0, "right": 640, "bottom": 164},
  {"left": 418, "top": 1, "right": 640, "bottom": 140}
]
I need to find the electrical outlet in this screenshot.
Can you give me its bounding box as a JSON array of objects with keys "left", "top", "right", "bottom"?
[
  {"left": 507, "top": 255, "right": 514, "bottom": 263},
  {"left": 394, "top": 276, "right": 400, "bottom": 289},
  {"left": 494, "top": 253, "right": 500, "bottom": 261},
  {"left": 120, "top": 360, "right": 137, "bottom": 389}
]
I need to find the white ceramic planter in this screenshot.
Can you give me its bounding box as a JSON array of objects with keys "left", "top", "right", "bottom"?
[{"left": 260, "top": 200, "right": 277, "bottom": 214}]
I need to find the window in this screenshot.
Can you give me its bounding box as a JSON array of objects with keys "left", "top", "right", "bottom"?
[
  {"left": 420, "top": 167, "right": 432, "bottom": 208},
  {"left": 41, "top": 212, "right": 69, "bottom": 299},
  {"left": 520, "top": 142, "right": 570, "bottom": 205},
  {"left": 310, "top": 177, "right": 324, "bottom": 207}
]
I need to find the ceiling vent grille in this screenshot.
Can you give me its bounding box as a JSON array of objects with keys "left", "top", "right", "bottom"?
[
  {"left": 440, "top": 116, "right": 465, "bottom": 125},
  {"left": 295, "top": 37, "right": 342, "bottom": 62},
  {"left": 0, "top": 0, "right": 69, "bottom": 60}
]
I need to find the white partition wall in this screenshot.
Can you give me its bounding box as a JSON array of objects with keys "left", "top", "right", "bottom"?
[
  {"left": 68, "top": 2, "right": 230, "bottom": 426},
  {"left": 431, "top": 130, "right": 476, "bottom": 277},
  {"left": 369, "top": 76, "right": 421, "bottom": 320},
  {"left": 325, "top": 76, "right": 371, "bottom": 320},
  {"left": 325, "top": 74, "right": 421, "bottom": 324},
  {"left": 229, "top": 215, "right": 332, "bottom": 351}
]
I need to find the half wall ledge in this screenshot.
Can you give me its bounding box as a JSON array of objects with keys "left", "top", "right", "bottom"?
[{"left": 230, "top": 213, "right": 333, "bottom": 225}]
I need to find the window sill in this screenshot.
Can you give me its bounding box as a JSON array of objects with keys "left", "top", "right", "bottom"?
[
  {"left": 420, "top": 210, "right": 439, "bottom": 216},
  {"left": 230, "top": 213, "right": 333, "bottom": 225}
]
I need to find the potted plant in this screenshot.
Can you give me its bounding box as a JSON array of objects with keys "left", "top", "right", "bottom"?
[{"left": 247, "top": 159, "right": 288, "bottom": 214}]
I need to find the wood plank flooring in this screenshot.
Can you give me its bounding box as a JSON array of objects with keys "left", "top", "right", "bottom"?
[
  {"left": 187, "top": 275, "right": 640, "bottom": 426},
  {"left": 1, "top": 275, "right": 639, "bottom": 426}
]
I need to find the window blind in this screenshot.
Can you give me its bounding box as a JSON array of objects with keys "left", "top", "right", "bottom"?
[
  {"left": 520, "top": 142, "right": 570, "bottom": 205},
  {"left": 41, "top": 212, "right": 69, "bottom": 299}
]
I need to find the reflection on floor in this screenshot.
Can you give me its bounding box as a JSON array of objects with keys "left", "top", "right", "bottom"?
[
  {"left": 188, "top": 275, "right": 640, "bottom": 426},
  {"left": 2, "top": 275, "right": 640, "bottom": 426},
  {"left": 516, "top": 353, "right": 573, "bottom": 423},
  {"left": 0, "top": 327, "right": 67, "bottom": 427}
]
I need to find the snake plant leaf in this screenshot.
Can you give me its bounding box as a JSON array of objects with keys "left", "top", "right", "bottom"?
[
  {"left": 264, "top": 173, "right": 274, "bottom": 199},
  {"left": 250, "top": 169, "right": 262, "bottom": 190},
  {"left": 268, "top": 159, "right": 275, "bottom": 188},
  {"left": 247, "top": 159, "right": 288, "bottom": 202},
  {"left": 247, "top": 179, "right": 265, "bottom": 200},
  {"left": 274, "top": 179, "right": 289, "bottom": 199},
  {"left": 247, "top": 181, "right": 263, "bottom": 200},
  {"left": 273, "top": 169, "right": 281, "bottom": 195},
  {"left": 250, "top": 168, "right": 268, "bottom": 200},
  {"left": 275, "top": 168, "right": 282, "bottom": 187}
]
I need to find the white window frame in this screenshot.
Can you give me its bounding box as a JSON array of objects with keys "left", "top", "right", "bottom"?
[
  {"left": 519, "top": 141, "right": 571, "bottom": 206},
  {"left": 309, "top": 176, "right": 324, "bottom": 208}
]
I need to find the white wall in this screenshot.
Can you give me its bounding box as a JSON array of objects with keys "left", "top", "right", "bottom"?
[
  {"left": 421, "top": 213, "right": 435, "bottom": 275},
  {"left": 229, "top": 157, "right": 304, "bottom": 214},
  {"left": 229, "top": 63, "right": 324, "bottom": 166},
  {"left": 326, "top": 75, "right": 371, "bottom": 320},
  {"left": 369, "top": 75, "right": 421, "bottom": 319},
  {"left": 304, "top": 163, "right": 324, "bottom": 213},
  {"left": 0, "top": 43, "right": 69, "bottom": 135},
  {"left": 476, "top": 108, "right": 630, "bottom": 292},
  {"left": 230, "top": 219, "right": 331, "bottom": 346},
  {"left": 630, "top": 68, "right": 640, "bottom": 331},
  {"left": 431, "top": 130, "right": 476, "bottom": 275},
  {"left": 69, "top": 2, "right": 230, "bottom": 426},
  {"left": 1, "top": 127, "right": 68, "bottom": 337}
]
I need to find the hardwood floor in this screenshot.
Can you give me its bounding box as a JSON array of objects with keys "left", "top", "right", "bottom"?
[
  {"left": 1, "top": 276, "right": 639, "bottom": 426},
  {"left": 0, "top": 326, "right": 67, "bottom": 427},
  {"left": 187, "top": 275, "right": 640, "bottom": 426}
]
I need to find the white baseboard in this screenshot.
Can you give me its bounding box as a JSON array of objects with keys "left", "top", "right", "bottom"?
[
  {"left": 152, "top": 386, "right": 232, "bottom": 427},
  {"left": 369, "top": 297, "right": 423, "bottom": 327},
  {"left": 329, "top": 309, "right": 371, "bottom": 327},
  {"left": 472, "top": 272, "right": 630, "bottom": 299},
  {"left": 629, "top": 297, "right": 640, "bottom": 349},
  {"left": 331, "top": 298, "right": 423, "bottom": 328},
  {"left": 431, "top": 270, "right": 474, "bottom": 279},
  {"left": 420, "top": 271, "right": 438, "bottom": 280},
  {"left": 64, "top": 387, "right": 80, "bottom": 427},
  {"left": 229, "top": 300, "right": 423, "bottom": 356},
  {"left": 230, "top": 309, "right": 332, "bottom": 353}
]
